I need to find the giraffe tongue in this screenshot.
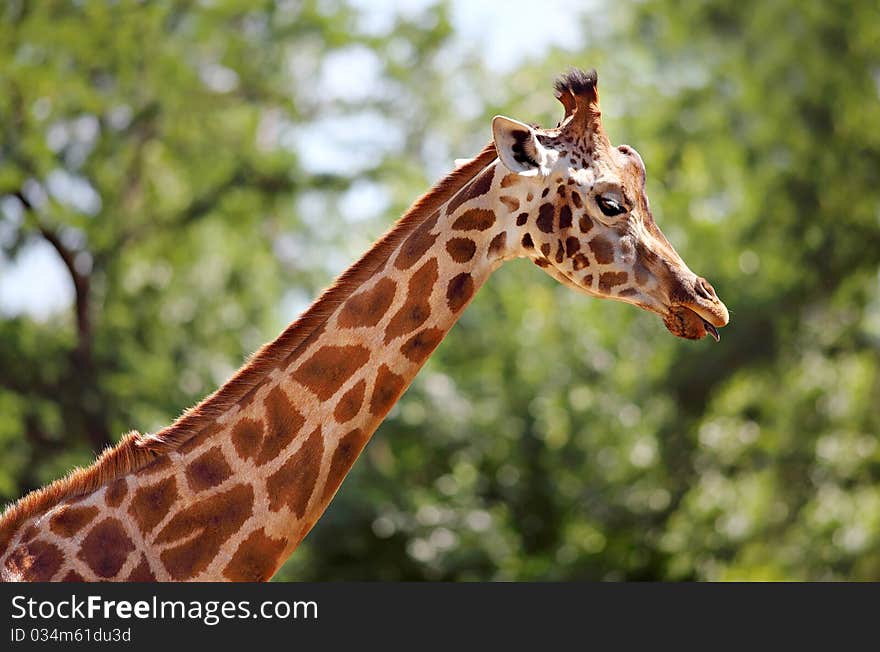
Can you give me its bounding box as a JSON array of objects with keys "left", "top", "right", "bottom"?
[{"left": 702, "top": 319, "right": 720, "bottom": 342}]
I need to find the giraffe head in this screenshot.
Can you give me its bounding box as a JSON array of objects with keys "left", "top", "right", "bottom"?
[{"left": 491, "top": 69, "right": 729, "bottom": 341}]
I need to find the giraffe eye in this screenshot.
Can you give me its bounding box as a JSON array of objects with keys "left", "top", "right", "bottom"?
[{"left": 596, "top": 195, "right": 626, "bottom": 217}]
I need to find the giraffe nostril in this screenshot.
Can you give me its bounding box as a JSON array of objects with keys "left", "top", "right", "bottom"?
[{"left": 696, "top": 277, "right": 717, "bottom": 301}]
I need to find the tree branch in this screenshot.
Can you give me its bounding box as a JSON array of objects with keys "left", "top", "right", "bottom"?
[
  {"left": 12, "top": 190, "right": 111, "bottom": 452},
  {"left": 34, "top": 224, "right": 92, "bottom": 361},
  {"left": 109, "top": 163, "right": 303, "bottom": 254}
]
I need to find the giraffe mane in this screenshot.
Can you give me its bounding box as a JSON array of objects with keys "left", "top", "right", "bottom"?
[
  {"left": 0, "top": 141, "right": 499, "bottom": 553},
  {"left": 553, "top": 67, "right": 598, "bottom": 99}
]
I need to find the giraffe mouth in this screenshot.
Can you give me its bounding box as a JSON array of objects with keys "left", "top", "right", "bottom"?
[
  {"left": 663, "top": 306, "right": 724, "bottom": 342},
  {"left": 702, "top": 318, "right": 720, "bottom": 342}
]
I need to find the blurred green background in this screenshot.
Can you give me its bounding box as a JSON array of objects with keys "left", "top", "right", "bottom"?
[{"left": 1, "top": 0, "right": 879, "bottom": 580}]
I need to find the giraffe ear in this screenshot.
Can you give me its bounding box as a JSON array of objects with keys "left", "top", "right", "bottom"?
[{"left": 491, "top": 116, "right": 552, "bottom": 176}]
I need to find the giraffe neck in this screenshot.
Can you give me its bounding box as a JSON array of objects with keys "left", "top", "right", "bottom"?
[{"left": 2, "top": 156, "right": 533, "bottom": 582}]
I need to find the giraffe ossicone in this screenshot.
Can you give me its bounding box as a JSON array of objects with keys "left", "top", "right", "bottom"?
[{"left": 0, "top": 68, "right": 728, "bottom": 582}]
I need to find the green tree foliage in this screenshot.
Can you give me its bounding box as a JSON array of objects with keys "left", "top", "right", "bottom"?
[
  {"left": 0, "top": 0, "right": 461, "bottom": 497},
  {"left": 1, "top": 0, "right": 878, "bottom": 580}
]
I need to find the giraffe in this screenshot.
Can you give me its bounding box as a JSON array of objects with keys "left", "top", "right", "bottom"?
[{"left": 0, "top": 69, "right": 728, "bottom": 581}]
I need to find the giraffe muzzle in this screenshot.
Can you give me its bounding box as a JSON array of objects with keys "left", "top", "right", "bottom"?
[
  {"left": 662, "top": 275, "right": 729, "bottom": 342},
  {"left": 663, "top": 305, "right": 726, "bottom": 342}
]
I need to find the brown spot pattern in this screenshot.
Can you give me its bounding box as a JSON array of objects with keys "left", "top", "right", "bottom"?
[
  {"left": 78, "top": 518, "right": 135, "bottom": 579},
  {"left": 559, "top": 205, "right": 573, "bottom": 229},
  {"left": 129, "top": 476, "right": 179, "bottom": 534},
  {"left": 516, "top": 212, "right": 528, "bottom": 226},
  {"left": 24, "top": 540, "right": 64, "bottom": 581},
  {"left": 384, "top": 258, "right": 438, "bottom": 343},
  {"left": 370, "top": 364, "right": 406, "bottom": 417},
  {"left": 446, "top": 237, "right": 476, "bottom": 263},
  {"left": 565, "top": 236, "right": 580, "bottom": 257},
  {"left": 500, "top": 196, "right": 520, "bottom": 212},
  {"left": 536, "top": 203, "right": 555, "bottom": 233},
  {"left": 321, "top": 428, "right": 370, "bottom": 503},
  {"left": 446, "top": 168, "right": 494, "bottom": 215},
  {"left": 127, "top": 555, "right": 157, "bottom": 581},
  {"left": 521, "top": 233, "right": 534, "bottom": 249},
  {"left": 186, "top": 447, "right": 233, "bottom": 492},
  {"left": 579, "top": 216, "right": 593, "bottom": 233},
  {"left": 62, "top": 570, "right": 85, "bottom": 582},
  {"left": 235, "top": 383, "right": 263, "bottom": 416},
  {"left": 105, "top": 479, "right": 128, "bottom": 507},
  {"left": 589, "top": 236, "right": 615, "bottom": 264},
  {"left": 599, "top": 271, "right": 629, "bottom": 292},
  {"left": 337, "top": 277, "right": 397, "bottom": 328},
  {"left": 156, "top": 484, "right": 254, "bottom": 580},
  {"left": 255, "top": 386, "right": 306, "bottom": 466},
  {"left": 292, "top": 344, "right": 371, "bottom": 401},
  {"left": 49, "top": 505, "right": 99, "bottom": 538},
  {"left": 222, "top": 529, "right": 288, "bottom": 582},
  {"left": 555, "top": 241, "right": 565, "bottom": 263},
  {"left": 571, "top": 191, "right": 583, "bottom": 208},
  {"left": 400, "top": 327, "right": 444, "bottom": 364},
  {"left": 451, "top": 208, "right": 495, "bottom": 232},
  {"left": 572, "top": 254, "right": 590, "bottom": 271},
  {"left": 395, "top": 212, "right": 439, "bottom": 270},
  {"left": 446, "top": 272, "right": 475, "bottom": 313},
  {"left": 334, "top": 379, "right": 366, "bottom": 423},
  {"left": 266, "top": 427, "right": 323, "bottom": 518},
  {"left": 488, "top": 231, "right": 507, "bottom": 258},
  {"left": 231, "top": 418, "right": 262, "bottom": 462}
]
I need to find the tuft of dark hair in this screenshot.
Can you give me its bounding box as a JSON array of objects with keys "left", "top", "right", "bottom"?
[{"left": 553, "top": 68, "right": 598, "bottom": 98}]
